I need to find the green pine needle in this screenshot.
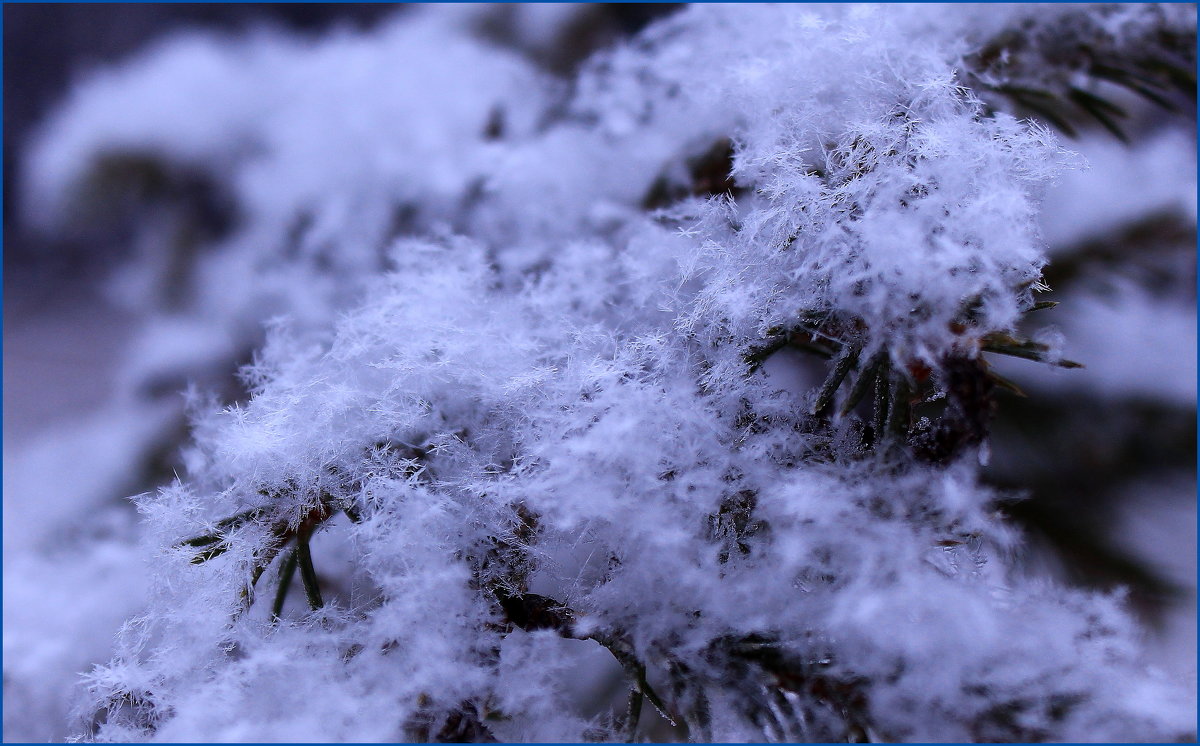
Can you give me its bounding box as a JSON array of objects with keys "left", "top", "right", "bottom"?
[
  {"left": 625, "top": 687, "right": 644, "bottom": 743},
  {"left": 1068, "top": 88, "right": 1129, "bottom": 143},
  {"left": 840, "top": 349, "right": 887, "bottom": 417},
  {"left": 986, "top": 370, "right": 1028, "bottom": 397},
  {"left": 272, "top": 544, "right": 300, "bottom": 620},
  {"left": 811, "top": 343, "right": 861, "bottom": 416},
  {"left": 872, "top": 355, "right": 891, "bottom": 446},
  {"left": 296, "top": 528, "right": 324, "bottom": 611}
]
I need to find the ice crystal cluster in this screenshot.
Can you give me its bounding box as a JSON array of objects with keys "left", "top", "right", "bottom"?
[{"left": 13, "top": 3, "right": 1196, "bottom": 742}]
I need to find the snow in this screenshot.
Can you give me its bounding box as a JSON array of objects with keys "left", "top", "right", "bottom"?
[{"left": 8, "top": 3, "right": 1196, "bottom": 742}]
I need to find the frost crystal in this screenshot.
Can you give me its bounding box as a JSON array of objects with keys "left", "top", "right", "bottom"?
[{"left": 16, "top": 4, "right": 1195, "bottom": 742}]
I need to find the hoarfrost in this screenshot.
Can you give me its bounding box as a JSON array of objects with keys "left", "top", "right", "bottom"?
[{"left": 11, "top": 3, "right": 1196, "bottom": 742}]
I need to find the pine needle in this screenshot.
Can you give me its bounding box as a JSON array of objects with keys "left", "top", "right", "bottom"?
[
  {"left": 1068, "top": 88, "right": 1129, "bottom": 143},
  {"left": 840, "top": 349, "right": 887, "bottom": 417},
  {"left": 296, "top": 527, "right": 324, "bottom": 611},
  {"left": 811, "top": 343, "right": 861, "bottom": 416},
  {"left": 272, "top": 545, "right": 299, "bottom": 620}
]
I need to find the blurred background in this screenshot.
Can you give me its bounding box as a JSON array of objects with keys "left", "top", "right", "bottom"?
[
  {"left": 5, "top": 4, "right": 394, "bottom": 442},
  {"left": 3, "top": 4, "right": 1194, "bottom": 742}
]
